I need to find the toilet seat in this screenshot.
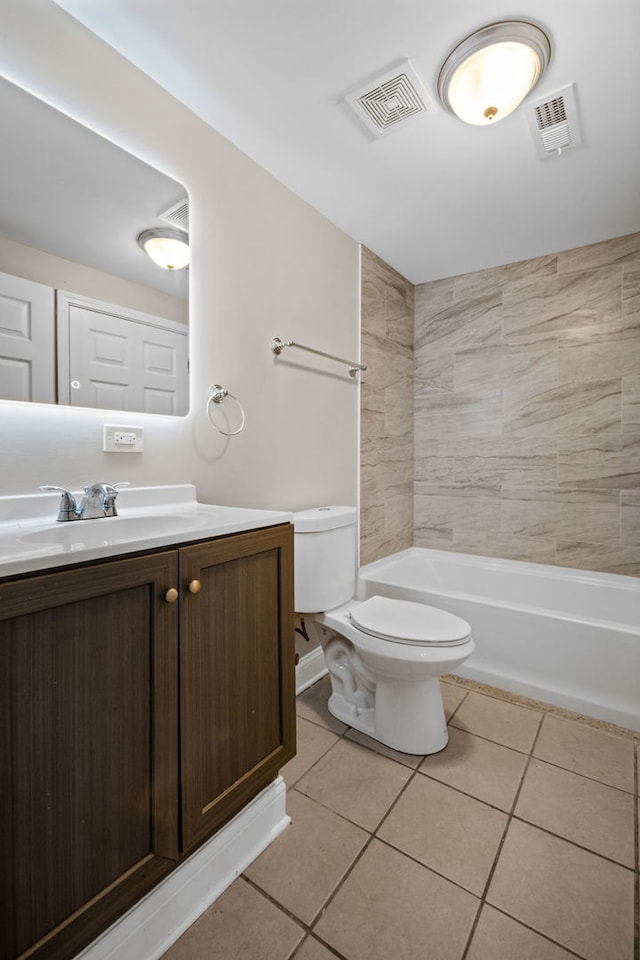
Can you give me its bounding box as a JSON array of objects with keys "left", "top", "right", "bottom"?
[{"left": 348, "top": 595, "right": 471, "bottom": 647}]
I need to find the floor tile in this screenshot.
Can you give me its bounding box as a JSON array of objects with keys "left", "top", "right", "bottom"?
[
  {"left": 515, "top": 757, "right": 635, "bottom": 866},
  {"left": 244, "top": 789, "right": 368, "bottom": 925},
  {"left": 450, "top": 691, "right": 542, "bottom": 753},
  {"left": 441, "top": 679, "right": 468, "bottom": 719},
  {"left": 466, "top": 905, "right": 579, "bottom": 960},
  {"left": 280, "top": 716, "right": 340, "bottom": 786},
  {"left": 377, "top": 775, "right": 507, "bottom": 895},
  {"left": 295, "top": 738, "right": 413, "bottom": 831},
  {"left": 161, "top": 877, "right": 304, "bottom": 960},
  {"left": 419, "top": 726, "right": 528, "bottom": 811},
  {"left": 344, "top": 727, "right": 424, "bottom": 767},
  {"left": 296, "top": 676, "right": 348, "bottom": 734},
  {"left": 314, "top": 839, "right": 479, "bottom": 960},
  {"left": 533, "top": 713, "right": 635, "bottom": 792},
  {"left": 293, "top": 936, "right": 340, "bottom": 960},
  {"left": 487, "top": 819, "right": 635, "bottom": 960}
]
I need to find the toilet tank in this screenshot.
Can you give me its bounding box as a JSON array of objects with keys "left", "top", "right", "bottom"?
[{"left": 293, "top": 506, "right": 358, "bottom": 613}]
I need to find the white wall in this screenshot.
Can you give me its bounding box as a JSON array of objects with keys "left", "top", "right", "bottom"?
[{"left": 0, "top": 0, "right": 360, "bottom": 511}]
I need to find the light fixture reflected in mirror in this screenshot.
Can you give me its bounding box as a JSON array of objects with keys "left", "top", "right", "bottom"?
[
  {"left": 137, "top": 227, "right": 190, "bottom": 270},
  {"left": 438, "top": 21, "right": 551, "bottom": 126}
]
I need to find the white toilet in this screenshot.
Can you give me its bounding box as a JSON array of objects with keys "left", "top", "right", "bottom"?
[{"left": 293, "top": 506, "right": 475, "bottom": 755}]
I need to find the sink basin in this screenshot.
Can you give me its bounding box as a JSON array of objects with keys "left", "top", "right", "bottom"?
[
  {"left": 19, "top": 513, "right": 211, "bottom": 548},
  {"left": 0, "top": 484, "right": 292, "bottom": 578}
]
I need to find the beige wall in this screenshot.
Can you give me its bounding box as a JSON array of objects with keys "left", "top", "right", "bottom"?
[
  {"left": 360, "top": 248, "right": 414, "bottom": 566},
  {"left": 0, "top": 1, "right": 359, "bottom": 512},
  {"left": 414, "top": 232, "right": 640, "bottom": 576}
]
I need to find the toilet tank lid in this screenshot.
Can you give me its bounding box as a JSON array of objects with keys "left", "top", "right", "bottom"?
[{"left": 293, "top": 505, "right": 357, "bottom": 532}]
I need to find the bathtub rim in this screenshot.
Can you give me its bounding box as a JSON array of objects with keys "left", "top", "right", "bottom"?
[{"left": 358, "top": 546, "right": 640, "bottom": 633}]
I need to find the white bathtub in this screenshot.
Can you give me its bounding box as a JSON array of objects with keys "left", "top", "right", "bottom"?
[{"left": 358, "top": 547, "right": 640, "bottom": 731}]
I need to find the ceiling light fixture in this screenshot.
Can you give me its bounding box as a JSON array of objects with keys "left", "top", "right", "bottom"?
[
  {"left": 137, "top": 227, "right": 190, "bottom": 270},
  {"left": 438, "top": 20, "right": 551, "bottom": 126}
]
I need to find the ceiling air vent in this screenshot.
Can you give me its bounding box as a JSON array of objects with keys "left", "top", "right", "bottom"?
[
  {"left": 526, "top": 83, "right": 583, "bottom": 159},
  {"left": 159, "top": 197, "right": 189, "bottom": 232},
  {"left": 345, "top": 60, "right": 429, "bottom": 137}
]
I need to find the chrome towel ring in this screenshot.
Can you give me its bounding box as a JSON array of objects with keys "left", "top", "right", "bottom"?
[{"left": 206, "top": 384, "right": 246, "bottom": 436}]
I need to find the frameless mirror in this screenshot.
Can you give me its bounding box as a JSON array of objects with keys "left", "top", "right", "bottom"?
[{"left": 0, "top": 75, "right": 189, "bottom": 416}]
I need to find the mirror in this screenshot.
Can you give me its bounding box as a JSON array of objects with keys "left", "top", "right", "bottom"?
[{"left": 0, "top": 75, "right": 189, "bottom": 416}]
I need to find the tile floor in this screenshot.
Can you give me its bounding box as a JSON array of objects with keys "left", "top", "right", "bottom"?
[{"left": 163, "top": 676, "right": 639, "bottom": 960}]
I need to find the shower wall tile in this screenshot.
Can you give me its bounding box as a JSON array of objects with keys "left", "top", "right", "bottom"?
[
  {"left": 453, "top": 342, "right": 558, "bottom": 392},
  {"left": 360, "top": 248, "right": 414, "bottom": 566},
  {"left": 415, "top": 389, "right": 503, "bottom": 439},
  {"left": 503, "top": 379, "right": 622, "bottom": 437},
  {"left": 503, "top": 266, "right": 622, "bottom": 340},
  {"left": 622, "top": 267, "right": 640, "bottom": 327},
  {"left": 413, "top": 231, "right": 640, "bottom": 577},
  {"left": 451, "top": 531, "right": 556, "bottom": 565},
  {"left": 414, "top": 526, "right": 453, "bottom": 550},
  {"left": 415, "top": 291, "right": 502, "bottom": 354},
  {"left": 621, "top": 491, "right": 640, "bottom": 546},
  {"left": 501, "top": 488, "right": 621, "bottom": 545},
  {"left": 622, "top": 375, "right": 640, "bottom": 431},
  {"left": 557, "top": 330, "right": 640, "bottom": 382},
  {"left": 558, "top": 435, "right": 640, "bottom": 489},
  {"left": 415, "top": 440, "right": 455, "bottom": 484},
  {"left": 557, "top": 233, "right": 640, "bottom": 273},
  {"left": 415, "top": 352, "right": 454, "bottom": 390},
  {"left": 453, "top": 438, "right": 557, "bottom": 486},
  {"left": 415, "top": 493, "right": 501, "bottom": 540},
  {"left": 555, "top": 543, "right": 640, "bottom": 577},
  {"left": 414, "top": 277, "right": 453, "bottom": 319},
  {"left": 452, "top": 254, "right": 558, "bottom": 301}
]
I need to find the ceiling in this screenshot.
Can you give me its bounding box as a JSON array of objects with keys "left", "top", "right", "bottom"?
[{"left": 53, "top": 0, "right": 640, "bottom": 284}]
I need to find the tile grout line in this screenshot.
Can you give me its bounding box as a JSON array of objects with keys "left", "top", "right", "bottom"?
[
  {"left": 303, "top": 760, "right": 427, "bottom": 932},
  {"left": 458, "top": 713, "right": 544, "bottom": 960},
  {"left": 291, "top": 680, "right": 637, "bottom": 959}
]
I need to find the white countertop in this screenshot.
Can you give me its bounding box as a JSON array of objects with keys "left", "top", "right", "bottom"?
[{"left": 0, "top": 484, "right": 292, "bottom": 578}]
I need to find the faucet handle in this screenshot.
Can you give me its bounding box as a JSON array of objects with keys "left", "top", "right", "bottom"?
[
  {"left": 104, "top": 481, "right": 129, "bottom": 517},
  {"left": 39, "top": 485, "right": 79, "bottom": 522},
  {"left": 82, "top": 480, "right": 130, "bottom": 518}
]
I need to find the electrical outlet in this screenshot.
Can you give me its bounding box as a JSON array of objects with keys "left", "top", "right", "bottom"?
[{"left": 103, "top": 424, "right": 144, "bottom": 453}]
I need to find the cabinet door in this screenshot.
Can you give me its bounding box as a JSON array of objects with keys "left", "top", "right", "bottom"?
[
  {"left": 0, "top": 553, "right": 180, "bottom": 960},
  {"left": 179, "top": 524, "right": 295, "bottom": 853}
]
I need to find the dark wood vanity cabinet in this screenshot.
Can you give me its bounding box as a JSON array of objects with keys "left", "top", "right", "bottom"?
[
  {"left": 179, "top": 525, "right": 296, "bottom": 852},
  {"left": 0, "top": 523, "right": 295, "bottom": 960}
]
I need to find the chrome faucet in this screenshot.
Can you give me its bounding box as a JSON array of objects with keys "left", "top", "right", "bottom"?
[{"left": 40, "top": 482, "right": 130, "bottom": 521}]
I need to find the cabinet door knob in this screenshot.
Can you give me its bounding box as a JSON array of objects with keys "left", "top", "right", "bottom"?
[
  {"left": 165, "top": 587, "right": 179, "bottom": 603},
  {"left": 188, "top": 579, "right": 202, "bottom": 595}
]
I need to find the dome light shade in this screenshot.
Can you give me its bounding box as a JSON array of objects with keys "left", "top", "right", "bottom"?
[
  {"left": 438, "top": 21, "right": 551, "bottom": 126},
  {"left": 137, "top": 228, "right": 190, "bottom": 270}
]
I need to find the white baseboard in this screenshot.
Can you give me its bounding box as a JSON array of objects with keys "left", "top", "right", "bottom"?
[
  {"left": 295, "top": 645, "right": 327, "bottom": 695},
  {"left": 75, "top": 778, "right": 289, "bottom": 960}
]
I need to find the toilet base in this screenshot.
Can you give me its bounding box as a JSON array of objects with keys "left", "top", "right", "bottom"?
[
  {"left": 327, "top": 684, "right": 449, "bottom": 756},
  {"left": 322, "top": 633, "right": 450, "bottom": 755}
]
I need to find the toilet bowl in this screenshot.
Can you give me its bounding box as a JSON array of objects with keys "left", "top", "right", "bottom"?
[{"left": 293, "top": 507, "right": 475, "bottom": 755}]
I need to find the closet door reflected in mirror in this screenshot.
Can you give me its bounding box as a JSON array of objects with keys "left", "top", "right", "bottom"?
[{"left": 0, "top": 75, "right": 189, "bottom": 416}]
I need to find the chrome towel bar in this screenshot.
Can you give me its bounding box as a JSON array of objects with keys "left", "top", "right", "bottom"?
[{"left": 271, "top": 337, "right": 366, "bottom": 378}]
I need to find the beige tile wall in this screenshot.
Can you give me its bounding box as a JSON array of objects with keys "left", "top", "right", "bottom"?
[
  {"left": 414, "top": 232, "right": 640, "bottom": 576},
  {"left": 360, "top": 248, "right": 414, "bottom": 565}
]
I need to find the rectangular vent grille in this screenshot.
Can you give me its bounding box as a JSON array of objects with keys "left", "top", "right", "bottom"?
[
  {"left": 359, "top": 74, "right": 426, "bottom": 131},
  {"left": 345, "top": 59, "right": 429, "bottom": 138},
  {"left": 159, "top": 197, "right": 189, "bottom": 232},
  {"left": 527, "top": 84, "right": 582, "bottom": 159},
  {"left": 535, "top": 97, "right": 567, "bottom": 129}
]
